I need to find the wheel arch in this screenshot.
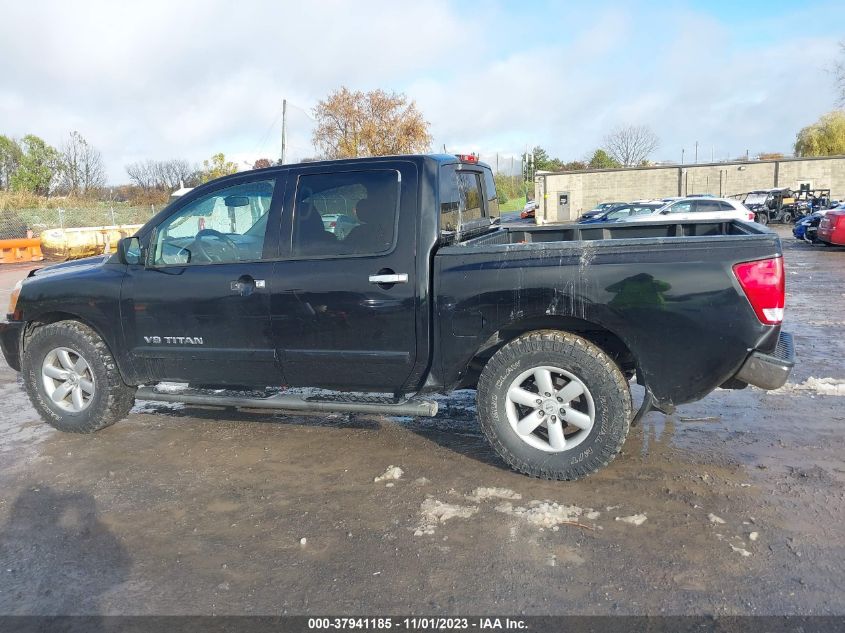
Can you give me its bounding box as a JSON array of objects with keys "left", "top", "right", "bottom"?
[
  {"left": 22, "top": 311, "right": 134, "bottom": 385},
  {"left": 458, "top": 314, "right": 637, "bottom": 390}
]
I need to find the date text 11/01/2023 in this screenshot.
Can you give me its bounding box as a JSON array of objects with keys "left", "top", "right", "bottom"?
[{"left": 307, "top": 617, "right": 527, "bottom": 629}]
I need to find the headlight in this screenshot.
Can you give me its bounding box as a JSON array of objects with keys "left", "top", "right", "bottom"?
[{"left": 7, "top": 280, "right": 23, "bottom": 318}]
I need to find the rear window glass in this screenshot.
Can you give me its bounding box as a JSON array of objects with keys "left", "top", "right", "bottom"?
[
  {"left": 440, "top": 166, "right": 485, "bottom": 233},
  {"left": 483, "top": 169, "right": 499, "bottom": 218},
  {"left": 292, "top": 169, "right": 400, "bottom": 257}
]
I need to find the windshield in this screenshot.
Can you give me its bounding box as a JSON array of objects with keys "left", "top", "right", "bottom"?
[{"left": 743, "top": 193, "right": 769, "bottom": 205}]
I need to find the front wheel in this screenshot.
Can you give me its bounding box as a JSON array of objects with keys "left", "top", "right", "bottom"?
[
  {"left": 477, "top": 330, "right": 632, "bottom": 480},
  {"left": 21, "top": 320, "right": 136, "bottom": 433}
]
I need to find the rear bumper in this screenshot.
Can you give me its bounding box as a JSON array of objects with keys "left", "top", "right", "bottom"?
[
  {"left": 734, "top": 331, "right": 794, "bottom": 391},
  {"left": 0, "top": 320, "right": 24, "bottom": 372}
]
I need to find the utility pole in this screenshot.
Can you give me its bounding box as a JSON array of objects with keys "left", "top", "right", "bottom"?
[
  {"left": 694, "top": 141, "right": 698, "bottom": 164},
  {"left": 681, "top": 148, "right": 685, "bottom": 164},
  {"left": 711, "top": 146, "right": 714, "bottom": 162},
  {"left": 279, "top": 99, "right": 287, "bottom": 165}
]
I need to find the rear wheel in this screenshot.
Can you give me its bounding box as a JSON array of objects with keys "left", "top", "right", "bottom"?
[
  {"left": 22, "top": 320, "right": 136, "bottom": 433},
  {"left": 477, "top": 330, "right": 632, "bottom": 480},
  {"left": 756, "top": 212, "right": 769, "bottom": 225}
]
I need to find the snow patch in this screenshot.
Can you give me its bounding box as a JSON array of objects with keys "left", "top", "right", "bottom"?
[
  {"left": 374, "top": 466, "right": 404, "bottom": 483},
  {"left": 615, "top": 513, "right": 647, "bottom": 526},
  {"left": 414, "top": 499, "right": 478, "bottom": 536},
  {"left": 708, "top": 513, "right": 726, "bottom": 525},
  {"left": 496, "top": 500, "right": 599, "bottom": 528},
  {"left": 749, "top": 531, "right": 759, "bottom": 542},
  {"left": 730, "top": 544, "right": 752, "bottom": 557},
  {"left": 771, "top": 377, "right": 845, "bottom": 396},
  {"left": 466, "top": 487, "right": 522, "bottom": 502}
]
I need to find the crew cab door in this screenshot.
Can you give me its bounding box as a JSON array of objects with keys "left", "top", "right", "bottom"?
[
  {"left": 270, "top": 162, "right": 419, "bottom": 392},
  {"left": 121, "top": 174, "right": 284, "bottom": 385}
]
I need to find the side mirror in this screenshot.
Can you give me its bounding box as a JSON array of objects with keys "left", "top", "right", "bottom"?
[
  {"left": 661, "top": 208, "right": 671, "bottom": 215},
  {"left": 118, "top": 236, "right": 142, "bottom": 265}
]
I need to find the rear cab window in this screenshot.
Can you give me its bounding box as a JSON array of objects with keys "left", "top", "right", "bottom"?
[{"left": 440, "top": 163, "right": 493, "bottom": 242}]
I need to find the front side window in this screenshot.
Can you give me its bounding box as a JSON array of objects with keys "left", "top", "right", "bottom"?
[
  {"left": 292, "top": 170, "right": 400, "bottom": 257},
  {"left": 606, "top": 206, "right": 633, "bottom": 220},
  {"left": 152, "top": 179, "right": 275, "bottom": 266},
  {"left": 668, "top": 201, "right": 693, "bottom": 214}
]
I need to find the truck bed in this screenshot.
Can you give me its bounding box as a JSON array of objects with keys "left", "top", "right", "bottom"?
[{"left": 432, "top": 219, "right": 782, "bottom": 407}]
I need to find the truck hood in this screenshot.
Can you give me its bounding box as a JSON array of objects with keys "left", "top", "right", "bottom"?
[{"left": 29, "top": 255, "right": 110, "bottom": 278}]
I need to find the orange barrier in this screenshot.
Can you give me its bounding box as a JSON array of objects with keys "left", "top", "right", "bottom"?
[{"left": 0, "top": 238, "right": 43, "bottom": 264}]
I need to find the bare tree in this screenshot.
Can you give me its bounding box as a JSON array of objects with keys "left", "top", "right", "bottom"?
[
  {"left": 126, "top": 159, "right": 195, "bottom": 190},
  {"left": 835, "top": 40, "right": 845, "bottom": 107},
  {"left": 603, "top": 125, "right": 660, "bottom": 167},
  {"left": 125, "top": 160, "right": 157, "bottom": 191},
  {"left": 312, "top": 87, "right": 432, "bottom": 159},
  {"left": 60, "top": 131, "right": 106, "bottom": 195}
]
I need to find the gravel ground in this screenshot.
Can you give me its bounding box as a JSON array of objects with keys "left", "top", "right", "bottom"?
[{"left": 0, "top": 226, "right": 844, "bottom": 615}]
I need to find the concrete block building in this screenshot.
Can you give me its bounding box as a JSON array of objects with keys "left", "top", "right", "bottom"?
[{"left": 533, "top": 155, "right": 845, "bottom": 223}]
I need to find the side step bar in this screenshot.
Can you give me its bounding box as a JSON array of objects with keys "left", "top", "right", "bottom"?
[{"left": 135, "top": 386, "right": 439, "bottom": 417}]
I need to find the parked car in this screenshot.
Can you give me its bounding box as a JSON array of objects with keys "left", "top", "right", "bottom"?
[
  {"left": 579, "top": 202, "right": 624, "bottom": 221},
  {"left": 520, "top": 200, "right": 538, "bottom": 219},
  {"left": 628, "top": 197, "right": 756, "bottom": 223},
  {"left": 793, "top": 209, "right": 833, "bottom": 244},
  {"left": 0, "top": 154, "right": 793, "bottom": 481},
  {"left": 578, "top": 202, "right": 664, "bottom": 224},
  {"left": 818, "top": 207, "right": 845, "bottom": 245}
]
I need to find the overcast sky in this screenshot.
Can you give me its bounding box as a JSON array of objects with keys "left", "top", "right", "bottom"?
[{"left": 1, "top": 0, "right": 843, "bottom": 183}]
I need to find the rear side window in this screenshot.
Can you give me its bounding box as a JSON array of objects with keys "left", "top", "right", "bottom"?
[
  {"left": 440, "top": 165, "right": 485, "bottom": 234},
  {"left": 719, "top": 201, "right": 736, "bottom": 211},
  {"left": 292, "top": 170, "right": 400, "bottom": 257},
  {"left": 695, "top": 200, "right": 723, "bottom": 213}
]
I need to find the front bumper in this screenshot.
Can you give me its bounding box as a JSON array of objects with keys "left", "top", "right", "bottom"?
[
  {"left": 0, "top": 320, "right": 24, "bottom": 372},
  {"left": 735, "top": 331, "right": 795, "bottom": 391}
]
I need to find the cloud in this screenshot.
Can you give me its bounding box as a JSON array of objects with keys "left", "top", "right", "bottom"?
[{"left": 1, "top": 0, "right": 843, "bottom": 182}]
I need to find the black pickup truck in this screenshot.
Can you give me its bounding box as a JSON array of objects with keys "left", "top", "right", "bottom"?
[{"left": 0, "top": 154, "right": 794, "bottom": 480}]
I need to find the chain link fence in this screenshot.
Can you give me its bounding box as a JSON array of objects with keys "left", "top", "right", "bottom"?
[{"left": 0, "top": 204, "right": 165, "bottom": 240}]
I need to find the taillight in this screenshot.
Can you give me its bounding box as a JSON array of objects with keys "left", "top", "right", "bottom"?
[
  {"left": 329, "top": 221, "right": 337, "bottom": 228},
  {"left": 732, "top": 256, "right": 784, "bottom": 325},
  {"left": 748, "top": 211, "right": 755, "bottom": 221}
]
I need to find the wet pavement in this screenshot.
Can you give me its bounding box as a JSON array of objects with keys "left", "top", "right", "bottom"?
[{"left": 1, "top": 227, "right": 844, "bottom": 615}]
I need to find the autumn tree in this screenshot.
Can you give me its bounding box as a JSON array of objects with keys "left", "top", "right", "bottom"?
[
  {"left": 59, "top": 131, "right": 106, "bottom": 195},
  {"left": 199, "top": 153, "right": 238, "bottom": 183},
  {"left": 253, "top": 158, "right": 273, "bottom": 170},
  {"left": 757, "top": 152, "right": 785, "bottom": 160},
  {"left": 0, "top": 135, "right": 22, "bottom": 190},
  {"left": 312, "top": 87, "right": 432, "bottom": 159},
  {"left": 603, "top": 125, "right": 659, "bottom": 167},
  {"left": 794, "top": 111, "right": 845, "bottom": 157},
  {"left": 10, "top": 135, "right": 61, "bottom": 196}
]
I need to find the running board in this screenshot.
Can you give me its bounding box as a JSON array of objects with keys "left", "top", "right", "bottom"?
[{"left": 135, "top": 386, "right": 439, "bottom": 417}]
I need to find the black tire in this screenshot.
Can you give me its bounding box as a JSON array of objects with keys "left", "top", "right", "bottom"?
[
  {"left": 21, "top": 320, "right": 136, "bottom": 433},
  {"left": 477, "top": 330, "right": 632, "bottom": 481},
  {"left": 756, "top": 212, "right": 769, "bottom": 225}
]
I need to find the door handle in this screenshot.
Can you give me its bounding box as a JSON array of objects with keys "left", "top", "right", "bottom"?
[
  {"left": 369, "top": 273, "right": 408, "bottom": 284},
  {"left": 230, "top": 276, "right": 265, "bottom": 296}
]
